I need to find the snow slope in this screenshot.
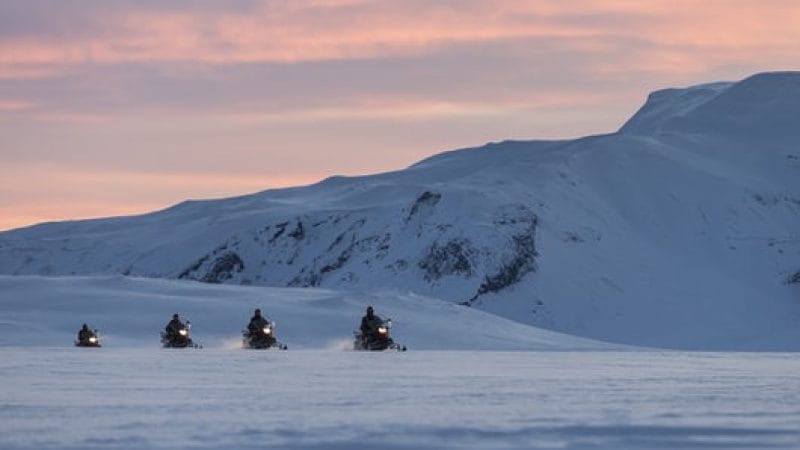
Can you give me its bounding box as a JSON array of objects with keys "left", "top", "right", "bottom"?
[
  {"left": 1, "top": 72, "right": 799, "bottom": 350},
  {"left": 0, "top": 275, "right": 613, "bottom": 350}
]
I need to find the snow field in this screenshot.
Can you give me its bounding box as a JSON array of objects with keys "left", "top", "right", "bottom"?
[
  {"left": 1, "top": 276, "right": 799, "bottom": 449},
  {"left": 1, "top": 349, "right": 798, "bottom": 449},
  {"left": 0, "top": 275, "right": 615, "bottom": 350}
]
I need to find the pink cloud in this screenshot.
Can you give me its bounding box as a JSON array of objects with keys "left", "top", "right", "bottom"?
[
  {"left": 0, "top": 165, "right": 321, "bottom": 231},
  {"left": 2, "top": 0, "right": 799, "bottom": 231},
  {"left": 0, "top": 100, "right": 34, "bottom": 111},
  {"left": 0, "top": 0, "right": 796, "bottom": 80}
]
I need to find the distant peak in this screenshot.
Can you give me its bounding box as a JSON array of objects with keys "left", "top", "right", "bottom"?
[
  {"left": 620, "top": 71, "right": 800, "bottom": 138},
  {"left": 739, "top": 71, "right": 800, "bottom": 85}
]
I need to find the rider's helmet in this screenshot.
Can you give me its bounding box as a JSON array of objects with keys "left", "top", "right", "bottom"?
[
  {"left": 366, "top": 306, "right": 374, "bottom": 317},
  {"left": 255, "top": 308, "right": 262, "bottom": 317},
  {"left": 172, "top": 313, "right": 179, "bottom": 320}
]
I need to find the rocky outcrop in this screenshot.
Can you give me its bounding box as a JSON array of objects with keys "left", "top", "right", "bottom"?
[
  {"left": 419, "top": 239, "right": 474, "bottom": 281},
  {"left": 201, "top": 252, "right": 244, "bottom": 283},
  {"left": 463, "top": 211, "right": 538, "bottom": 306},
  {"left": 406, "top": 191, "right": 441, "bottom": 222},
  {"left": 179, "top": 245, "right": 245, "bottom": 284}
]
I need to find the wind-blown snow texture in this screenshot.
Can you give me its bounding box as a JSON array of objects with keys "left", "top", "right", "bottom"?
[
  {"left": 2, "top": 348, "right": 799, "bottom": 450},
  {"left": 1, "top": 72, "right": 799, "bottom": 349}
]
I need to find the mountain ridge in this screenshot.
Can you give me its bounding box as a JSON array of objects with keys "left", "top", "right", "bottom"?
[{"left": 2, "top": 71, "right": 799, "bottom": 350}]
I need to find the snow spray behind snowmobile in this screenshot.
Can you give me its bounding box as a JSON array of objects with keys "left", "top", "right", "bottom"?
[
  {"left": 75, "top": 328, "right": 101, "bottom": 347},
  {"left": 242, "top": 320, "right": 287, "bottom": 350},
  {"left": 353, "top": 319, "right": 406, "bottom": 351},
  {"left": 160, "top": 321, "right": 201, "bottom": 348}
]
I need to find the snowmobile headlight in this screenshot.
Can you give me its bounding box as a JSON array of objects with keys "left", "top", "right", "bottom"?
[
  {"left": 179, "top": 329, "right": 188, "bottom": 336},
  {"left": 88, "top": 336, "right": 98, "bottom": 344},
  {"left": 378, "top": 326, "right": 388, "bottom": 335},
  {"left": 263, "top": 327, "right": 272, "bottom": 335}
]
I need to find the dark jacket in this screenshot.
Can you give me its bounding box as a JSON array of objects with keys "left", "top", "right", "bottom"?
[
  {"left": 78, "top": 327, "right": 94, "bottom": 342},
  {"left": 165, "top": 318, "right": 184, "bottom": 336},
  {"left": 248, "top": 315, "right": 269, "bottom": 334},
  {"left": 360, "top": 313, "right": 382, "bottom": 336}
]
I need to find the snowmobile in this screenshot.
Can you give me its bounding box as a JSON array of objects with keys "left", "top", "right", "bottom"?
[
  {"left": 75, "top": 329, "right": 101, "bottom": 347},
  {"left": 160, "top": 321, "right": 199, "bottom": 348},
  {"left": 353, "top": 319, "right": 406, "bottom": 351},
  {"left": 242, "top": 320, "right": 287, "bottom": 350}
]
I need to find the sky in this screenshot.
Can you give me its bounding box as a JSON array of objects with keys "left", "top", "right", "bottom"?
[{"left": 1, "top": 0, "right": 799, "bottom": 231}]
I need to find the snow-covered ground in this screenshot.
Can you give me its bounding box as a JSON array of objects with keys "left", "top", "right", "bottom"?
[
  {"left": 1, "top": 349, "right": 799, "bottom": 450},
  {"left": 1, "top": 276, "right": 799, "bottom": 449},
  {"left": 0, "top": 276, "right": 613, "bottom": 350}
]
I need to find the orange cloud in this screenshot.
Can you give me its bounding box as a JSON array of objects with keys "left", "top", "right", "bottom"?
[
  {"left": 223, "top": 91, "right": 618, "bottom": 125},
  {"left": 0, "top": 202, "right": 166, "bottom": 232},
  {"left": 0, "top": 100, "right": 34, "bottom": 111},
  {"left": 0, "top": 164, "right": 321, "bottom": 231}
]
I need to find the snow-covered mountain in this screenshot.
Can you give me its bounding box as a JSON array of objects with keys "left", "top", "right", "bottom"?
[{"left": 2, "top": 72, "right": 799, "bottom": 350}]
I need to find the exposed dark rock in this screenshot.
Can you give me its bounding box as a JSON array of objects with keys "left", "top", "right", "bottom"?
[
  {"left": 385, "top": 259, "right": 408, "bottom": 272},
  {"left": 177, "top": 253, "right": 212, "bottom": 279},
  {"left": 419, "top": 239, "right": 474, "bottom": 281},
  {"left": 327, "top": 232, "right": 346, "bottom": 251},
  {"left": 201, "top": 252, "right": 245, "bottom": 284},
  {"left": 790, "top": 271, "right": 800, "bottom": 284},
  {"left": 269, "top": 222, "right": 289, "bottom": 243},
  {"left": 177, "top": 241, "right": 237, "bottom": 280},
  {"left": 376, "top": 233, "right": 392, "bottom": 259},
  {"left": 753, "top": 193, "right": 777, "bottom": 206},
  {"left": 377, "top": 234, "right": 391, "bottom": 251},
  {"left": 465, "top": 214, "right": 539, "bottom": 305},
  {"left": 475, "top": 233, "right": 537, "bottom": 296},
  {"left": 288, "top": 271, "right": 321, "bottom": 288},
  {"left": 327, "top": 219, "right": 366, "bottom": 252},
  {"left": 289, "top": 224, "right": 367, "bottom": 286},
  {"left": 406, "top": 191, "right": 441, "bottom": 222},
  {"left": 289, "top": 222, "right": 305, "bottom": 240},
  {"left": 321, "top": 248, "right": 352, "bottom": 274},
  {"left": 754, "top": 193, "right": 800, "bottom": 208}
]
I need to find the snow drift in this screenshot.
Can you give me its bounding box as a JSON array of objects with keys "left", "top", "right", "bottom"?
[
  {"left": 0, "top": 275, "right": 613, "bottom": 350},
  {"left": 1, "top": 72, "right": 799, "bottom": 350}
]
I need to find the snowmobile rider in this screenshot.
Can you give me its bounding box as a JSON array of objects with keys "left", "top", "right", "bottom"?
[
  {"left": 164, "top": 313, "right": 185, "bottom": 340},
  {"left": 247, "top": 308, "right": 269, "bottom": 335},
  {"left": 77, "top": 323, "right": 94, "bottom": 343},
  {"left": 360, "top": 306, "right": 383, "bottom": 337}
]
